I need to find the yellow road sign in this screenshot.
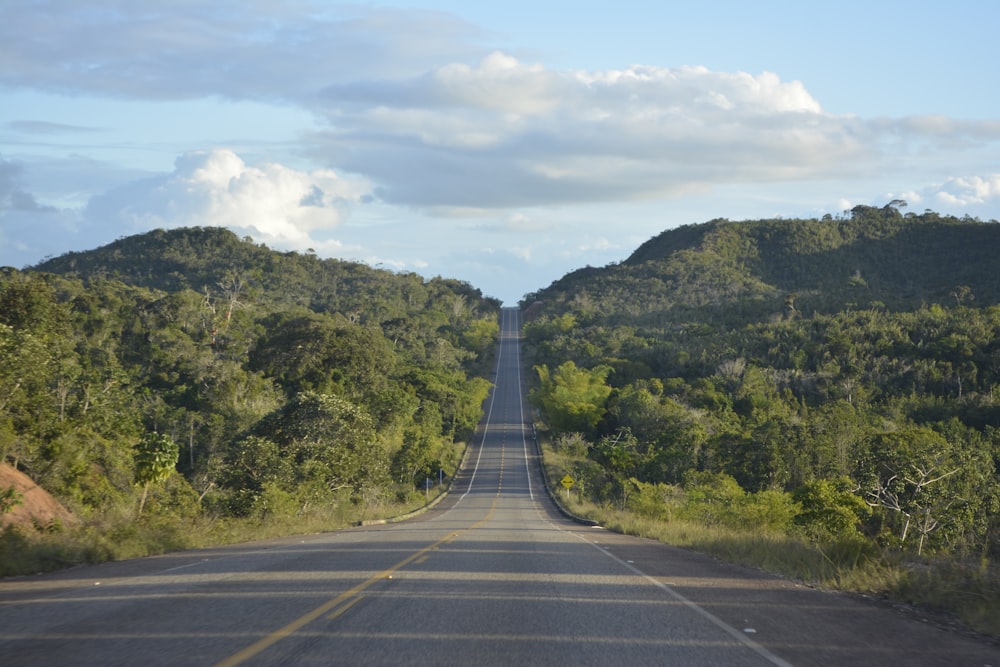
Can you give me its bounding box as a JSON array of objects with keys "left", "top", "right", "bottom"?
[{"left": 560, "top": 474, "right": 575, "bottom": 489}]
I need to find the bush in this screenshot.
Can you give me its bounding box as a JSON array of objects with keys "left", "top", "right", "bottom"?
[
  {"left": 740, "top": 489, "right": 800, "bottom": 532},
  {"left": 626, "top": 479, "right": 683, "bottom": 521},
  {"left": 793, "top": 477, "right": 871, "bottom": 541},
  {"left": 679, "top": 471, "right": 746, "bottom": 528},
  {"left": 251, "top": 482, "right": 301, "bottom": 522}
]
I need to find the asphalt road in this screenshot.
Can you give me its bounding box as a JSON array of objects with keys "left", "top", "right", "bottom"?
[{"left": 1, "top": 307, "right": 998, "bottom": 666}]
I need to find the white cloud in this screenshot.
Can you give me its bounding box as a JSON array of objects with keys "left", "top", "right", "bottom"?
[
  {"left": 85, "top": 149, "right": 371, "bottom": 250},
  {"left": 499, "top": 212, "right": 552, "bottom": 233},
  {"left": 509, "top": 246, "right": 532, "bottom": 262},
  {"left": 932, "top": 175, "right": 1000, "bottom": 207},
  {"left": 4, "top": 3, "right": 998, "bottom": 219},
  {"left": 310, "top": 53, "right": 871, "bottom": 209},
  {"left": 884, "top": 174, "right": 1000, "bottom": 217}
]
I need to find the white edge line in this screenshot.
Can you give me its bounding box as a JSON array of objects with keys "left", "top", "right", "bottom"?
[
  {"left": 513, "top": 308, "right": 535, "bottom": 502},
  {"left": 575, "top": 533, "right": 796, "bottom": 667},
  {"left": 507, "top": 304, "right": 793, "bottom": 666},
  {"left": 458, "top": 307, "right": 506, "bottom": 502}
]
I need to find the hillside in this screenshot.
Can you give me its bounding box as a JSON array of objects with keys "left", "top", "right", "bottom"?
[
  {"left": 34, "top": 226, "right": 497, "bottom": 315},
  {"left": 528, "top": 206, "right": 1000, "bottom": 326},
  {"left": 520, "top": 206, "right": 1000, "bottom": 583},
  {"left": 0, "top": 463, "right": 75, "bottom": 531},
  {"left": 1, "top": 228, "right": 501, "bottom": 574}
]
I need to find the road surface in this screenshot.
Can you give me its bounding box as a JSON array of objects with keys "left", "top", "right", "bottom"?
[{"left": 1, "top": 307, "right": 998, "bottom": 665}]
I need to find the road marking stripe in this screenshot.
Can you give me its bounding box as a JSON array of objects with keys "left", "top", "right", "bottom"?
[
  {"left": 215, "top": 501, "right": 499, "bottom": 666},
  {"left": 325, "top": 595, "right": 364, "bottom": 621},
  {"left": 575, "top": 534, "right": 795, "bottom": 667},
  {"left": 215, "top": 308, "right": 514, "bottom": 666},
  {"left": 214, "top": 531, "right": 454, "bottom": 667}
]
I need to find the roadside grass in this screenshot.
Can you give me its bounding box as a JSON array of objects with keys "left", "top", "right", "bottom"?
[
  {"left": 538, "top": 440, "right": 1000, "bottom": 639},
  {"left": 0, "top": 488, "right": 442, "bottom": 578}
]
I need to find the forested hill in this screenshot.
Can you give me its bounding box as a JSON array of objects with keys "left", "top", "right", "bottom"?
[
  {"left": 33, "top": 226, "right": 496, "bottom": 316},
  {"left": 521, "top": 206, "right": 1000, "bottom": 581},
  {"left": 527, "top": 206, "right": 1000, "bottom": 324},
  {"left": 1, "top": 227, "right": 501, "bottom": 555}
]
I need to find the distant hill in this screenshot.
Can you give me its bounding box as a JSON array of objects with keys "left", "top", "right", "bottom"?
[
  {"left": 526, "top": 206, "right": 1000, "bottom": 325},
  {"left": 33, "top": 226, "right": 497, "bottom": 314}
]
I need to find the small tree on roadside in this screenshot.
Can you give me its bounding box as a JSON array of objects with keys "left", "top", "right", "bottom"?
[
  {"left": 134, "top": 431, "right": 179, "bottom": 516},
  {"left": 793, "top": 477, "right": 870, "bottom": 541}
]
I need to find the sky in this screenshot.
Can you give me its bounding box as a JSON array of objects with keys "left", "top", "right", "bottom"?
[{"left": 1, "top": 1, "right": 999, "bottom": 304}]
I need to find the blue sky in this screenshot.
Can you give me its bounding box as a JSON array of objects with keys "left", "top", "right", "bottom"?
[{"left": 2, "top": 1, "right": 998, "bottom": 304}]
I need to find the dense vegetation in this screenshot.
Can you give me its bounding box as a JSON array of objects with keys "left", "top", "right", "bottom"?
[
  {"left": 5, "top": 208, "right": 1000, "bottom": 633},
  {"left": 523, "top": 205, "right": 1000, "bottom": 631},
  {"left": 1, "top": 227, "right": 499, "bottom": 571}
]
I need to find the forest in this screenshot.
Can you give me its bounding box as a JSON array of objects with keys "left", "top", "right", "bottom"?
[
  {"left": 522, "top": 205, "right": 1000, "bottom": 629},
  {"left": 0, "top": 227, "right": 500, "bottom": 569}
]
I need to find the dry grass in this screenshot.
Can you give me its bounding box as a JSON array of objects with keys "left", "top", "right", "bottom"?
[{"left": 0, "top": 491, "right": 435, "bottom": 578}]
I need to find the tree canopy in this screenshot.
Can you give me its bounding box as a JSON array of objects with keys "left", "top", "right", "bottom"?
[
  {"left": 1, "top": 227, "right": 501, "bottom": 528},
  {"left": 523, "top": 208, "right": 1000, "bottom": 558}
]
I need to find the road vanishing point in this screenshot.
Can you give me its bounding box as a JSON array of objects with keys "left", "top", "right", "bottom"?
[{"left": 1, "top": 307, "right": 998, "bottom": 666}]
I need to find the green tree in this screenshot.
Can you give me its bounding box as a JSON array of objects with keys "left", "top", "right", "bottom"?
[
  {"left": 227, "top": 392, "right": 388, "bottom": 512},
  {"left": 857, "top": 427, "right": 968, "bottom": 554},
  {"left": 680, "top": 471, "right": 747, "bottom": 528},
  {"left": 531, "top": 361, "right": 613, "bottom": 435},
  {"left": 134, "top": 431, "right": 180, "bottom": 515},
  {"left": 461, "top": 317, "right": 500, "bottom": 358},
  {"left": 392, "top": 430, "right": 442, "bottom": 489},
  {"left": 792, "top": 477, "right": 870, "bottom": 541}
]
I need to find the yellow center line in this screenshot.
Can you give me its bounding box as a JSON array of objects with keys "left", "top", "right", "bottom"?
[
  {"left": 219, "top": 310, "right": 515, "bottom": 665},
  {"left": 326, "top": 594, "right": 365, "bottom": 621},
  {"left": 214, "top": 502, "right": 499, "bottom": 666},
  {"left": 214, "top": 536, "right": 447, "bottom": 666}
]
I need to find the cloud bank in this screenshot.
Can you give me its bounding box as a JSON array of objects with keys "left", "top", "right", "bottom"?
[
  {"left": 5, "top": 2, "right": 998, "bottom": 214},
  {"left": 311, "top": 54, "right": 868, "bottom": 209},
  {"left": 895, "top": 174, "right": 1000, "bottom": 212},
  {"left": 0, "top": 2, "right": 487, "bottom": 100}
]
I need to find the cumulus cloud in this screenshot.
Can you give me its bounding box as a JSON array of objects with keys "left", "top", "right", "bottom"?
[
  {"left": 85, "top": 149, "right": 371, "bottom": 250},
  {"left": 932, "top": 175, "right": 1000, "bottom": 207},
  {"left": 308, "top": 53, "right": 870, "bottom": 209},
  {"left": 886, "top": 174, "right": 1000, "bottom": 214}
]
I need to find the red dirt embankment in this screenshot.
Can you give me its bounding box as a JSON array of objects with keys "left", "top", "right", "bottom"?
[{"left": 0, "top": 463, "right": 76, "bottom": 530}]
